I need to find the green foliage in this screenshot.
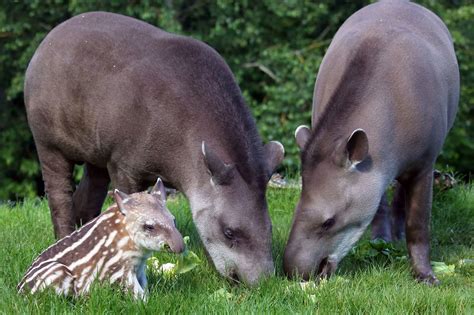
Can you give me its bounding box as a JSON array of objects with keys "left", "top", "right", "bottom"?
[
  {"left": 0, "top": 1, "right": 473, "bottom": 199},
  {"left": 435, "top": 5, "right": 474, "bottom": 175}
]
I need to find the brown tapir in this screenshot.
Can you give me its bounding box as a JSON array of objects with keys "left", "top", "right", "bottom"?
[
  {"left": 284, "top": 0, "right": 459, "bottom": 284},
  {"left": 24, "top": 12, "right": 284, "bottom": 285}
]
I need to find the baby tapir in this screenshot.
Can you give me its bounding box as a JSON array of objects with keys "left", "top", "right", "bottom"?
[
  {"left": 284, "top": 0, "right": 459, "bottom": 284},
  {"left": 18, "top": 179, "right": 184, "bottom": 299}
]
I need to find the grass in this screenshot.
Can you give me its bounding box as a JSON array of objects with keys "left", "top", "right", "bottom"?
[{"left": 0, "top": 184, "right": 473, "bottom": 314}]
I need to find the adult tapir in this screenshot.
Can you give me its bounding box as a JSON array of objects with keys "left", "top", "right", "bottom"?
[
  {"left": 284, "top": 0, "right": 459, "bottom": 284},
  {"left": 24, "top": 12, "right": 285, "bottom": 284}
]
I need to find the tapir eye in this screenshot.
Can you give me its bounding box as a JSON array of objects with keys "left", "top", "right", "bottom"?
[
  {"left": 144, "top": 224, "right": 155, "bottom": 231},
  {"left": 224, "top": 228, "right": 234, "bottom": 240},
  {"left": 321, "top": 218, "right": 336, "bottom": 230}
]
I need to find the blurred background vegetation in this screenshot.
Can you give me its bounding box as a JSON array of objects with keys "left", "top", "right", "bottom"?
[{"left": 0, "top": 0, "right": 472, "bottom": 199}]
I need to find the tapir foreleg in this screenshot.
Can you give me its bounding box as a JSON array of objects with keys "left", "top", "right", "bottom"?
[{"left": 403, "top": 168, "right": 438, "bottom": 285}]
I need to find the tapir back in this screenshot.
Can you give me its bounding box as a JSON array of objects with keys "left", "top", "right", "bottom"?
[
  {"left": 25, "top": 11, "right": 266, "bottom": 189},
  {"left": 312, "top": 0, "right": 459, "bottom": 173}
]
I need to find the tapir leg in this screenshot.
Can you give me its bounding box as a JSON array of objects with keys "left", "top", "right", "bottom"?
[
  {"left": 391, "top": 182, "right": 406, "bottom": 240},
  {"left": 72, "top": 163, "right": 110, "bottom": 227},
  {"left": 36, "top": 146, "right": 75, "bottom": 239},
  {"left": 403, "top": 169, "right": 438, "bottom": 285},
  {"left": 107, "top": 164, "right": 148, "bottom": 194},
  {"left": 371, "top": 193, "right": 392, "bottom": 242}
]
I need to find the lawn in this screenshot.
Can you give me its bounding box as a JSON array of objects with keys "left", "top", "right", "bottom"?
[{"left": 0, "top": 184, "right": 473, "bottom": 314}]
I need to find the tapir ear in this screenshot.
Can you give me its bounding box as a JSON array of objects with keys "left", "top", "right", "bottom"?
[
  {"left": 263, "top": 141, "right": 285, "bottom": 178},
  {"left": 346, "top": 129, "right": 369, "bottom": 166},
  {"left": 113, "top": 189, "right": 130, "bottom": 215},
  {"left": 202, "top": 141, "right": 235, "bottom": 185},
  {"left": 151, "top": 177, "right": 166, "bottom": 203},
  {"left": 295, "top": 125, "right": 311, "bottom": 150}
]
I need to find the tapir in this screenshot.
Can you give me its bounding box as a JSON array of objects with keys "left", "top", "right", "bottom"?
[
  {"left": 284, "top": 0, "right": 459, "bottom": 284},
  {"left": 24, "top": 12, "right": 285, "bottom": 284}
]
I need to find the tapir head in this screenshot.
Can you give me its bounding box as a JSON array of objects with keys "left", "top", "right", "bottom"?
[
  {"left": 284, "top": 126, "right": 385, "bottom": 280},
  {"left": 192, "top": 141, "right": 284, "bottom": 285},
  {"left": 113, "top": 178, "right": 185, "bottom": 254}
]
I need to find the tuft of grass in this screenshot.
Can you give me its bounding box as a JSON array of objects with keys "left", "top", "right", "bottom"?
[{"left": 0, "top": 184, "right": 472, "bottom": 313}]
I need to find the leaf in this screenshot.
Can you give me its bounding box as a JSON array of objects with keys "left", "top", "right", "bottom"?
[
  {"left": 431, "top": 261, "right": 456, "bottom": 275},
  {"left": 147, "top": 236, "right": 202, "bottom": 278},
  {"left": 210, "top": 288, "right": 234, "bottom": 301},
  {"left": 174, "top": 250, "right": 201, "bottom": 274}
]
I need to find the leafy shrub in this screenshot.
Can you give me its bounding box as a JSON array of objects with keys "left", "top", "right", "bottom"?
[{"left": 0, "top": 1, "right": 472, "bottom": 199}]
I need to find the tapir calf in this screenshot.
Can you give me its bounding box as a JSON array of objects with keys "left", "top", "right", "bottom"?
[
  {"left": 284, "top": 0, "right": 459, "bottom": 284},
  {"left": 18, "top": 179, "right": 184, "bottom": 299}
]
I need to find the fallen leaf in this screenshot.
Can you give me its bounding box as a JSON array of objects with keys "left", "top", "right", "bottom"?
[{"left": 431, "top": 261, "right": 456, "bottom": 275}]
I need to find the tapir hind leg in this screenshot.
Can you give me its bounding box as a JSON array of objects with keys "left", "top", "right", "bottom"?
[
  {"left": 72, "top": 163, "right": 110, "bottom": 227},
  {"left": 391, "top": 182, "right": 406, "bottom": 240},
  {"left": 403, "top": 168, "right": 438, "bottom": 285},
  {"left": 107, "top": 163, "right": 149, "bottom": 194},
  {"left": 37, "top": 145, "right": 75, "bottom": 239},
  {"left": 371, "top": 193, "right": 392, "bottom": 242}
]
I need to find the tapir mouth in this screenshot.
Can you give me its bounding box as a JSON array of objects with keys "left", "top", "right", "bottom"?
[
  {"left": 317, "top": 257, "right": 337, "bottom": 278},
  {"left": 228, "top": 270, "right": 241, "bottom": 284}
]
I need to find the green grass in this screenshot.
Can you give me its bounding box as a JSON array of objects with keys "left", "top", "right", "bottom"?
[{"left": 0, "top": 185, "right": 473, "bottom": 314}]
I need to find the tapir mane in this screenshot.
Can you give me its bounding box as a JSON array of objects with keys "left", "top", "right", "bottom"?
[
  {"left": 177, "top": 41, "right": 268, "bottom": 189},
  {"left": 302, "top": 35, "right": 384, "bottom": 167}
]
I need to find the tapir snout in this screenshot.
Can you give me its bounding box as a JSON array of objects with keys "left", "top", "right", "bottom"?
[{"left": 166, "top": 229, "right": 185, "bottom": 254}]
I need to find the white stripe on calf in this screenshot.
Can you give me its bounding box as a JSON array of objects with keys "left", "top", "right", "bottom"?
[
  {"left": 116, "top": 236, "right": 130, "bottom": 248},
  {"left": 42, "top": 269, "right": 64, "bottom": 288},
  {"left": 76, "top": 266, "right": 92, "bottom": 289},
  {"left": 69, "top": 236, "right": 107, "bottom": 270},
  {"left": 30, "top": 263, "right": 64, "bottom": 293},
  {"left": 24, "top": 212, "right": 116, "bottom": 278},
  {"left": 109, "top": 267, "right": 125, "bottom": 284},
  {"left": 60, "top": 275, "right": 75, "bottom": 295},
  {"left": 99, "top": 250, "right": 124, "bottom": 280},
  {"left": 104, "top": 230, "right": 118, "bottom": 247},
  {"left": 22, "top": 260, "right": 58, "bottom": 291},
  {"left": 81, "top": 256, "right": 106, "bottom": 295}
]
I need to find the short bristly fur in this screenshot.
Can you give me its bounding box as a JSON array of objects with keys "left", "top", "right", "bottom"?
[{"left": 17, "top": 178, "right": 184, "bottom": 299}]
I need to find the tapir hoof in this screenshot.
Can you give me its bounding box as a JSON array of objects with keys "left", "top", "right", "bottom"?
[{"left": 415, "top": 273, "right": 440, "bottom": 286}]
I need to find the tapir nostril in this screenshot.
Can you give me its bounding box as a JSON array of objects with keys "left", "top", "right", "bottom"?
[
  {"left": 317, "top": 257, "right": 329, "bottom": 276},
  {"left": 317, "top": 257, "right": 336, "bottom": 279},
  {"left": 228, "top": 270, "right": 240, "bottom": 284}
]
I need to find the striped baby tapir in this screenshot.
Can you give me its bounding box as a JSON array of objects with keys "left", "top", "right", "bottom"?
[{"left": 17, "top": 178, "right": 185, "bottom": 300}]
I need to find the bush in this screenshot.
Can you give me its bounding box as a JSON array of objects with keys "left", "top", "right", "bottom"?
[{"left": 0, "top": 1, "right": 472, "bottom": 199}]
